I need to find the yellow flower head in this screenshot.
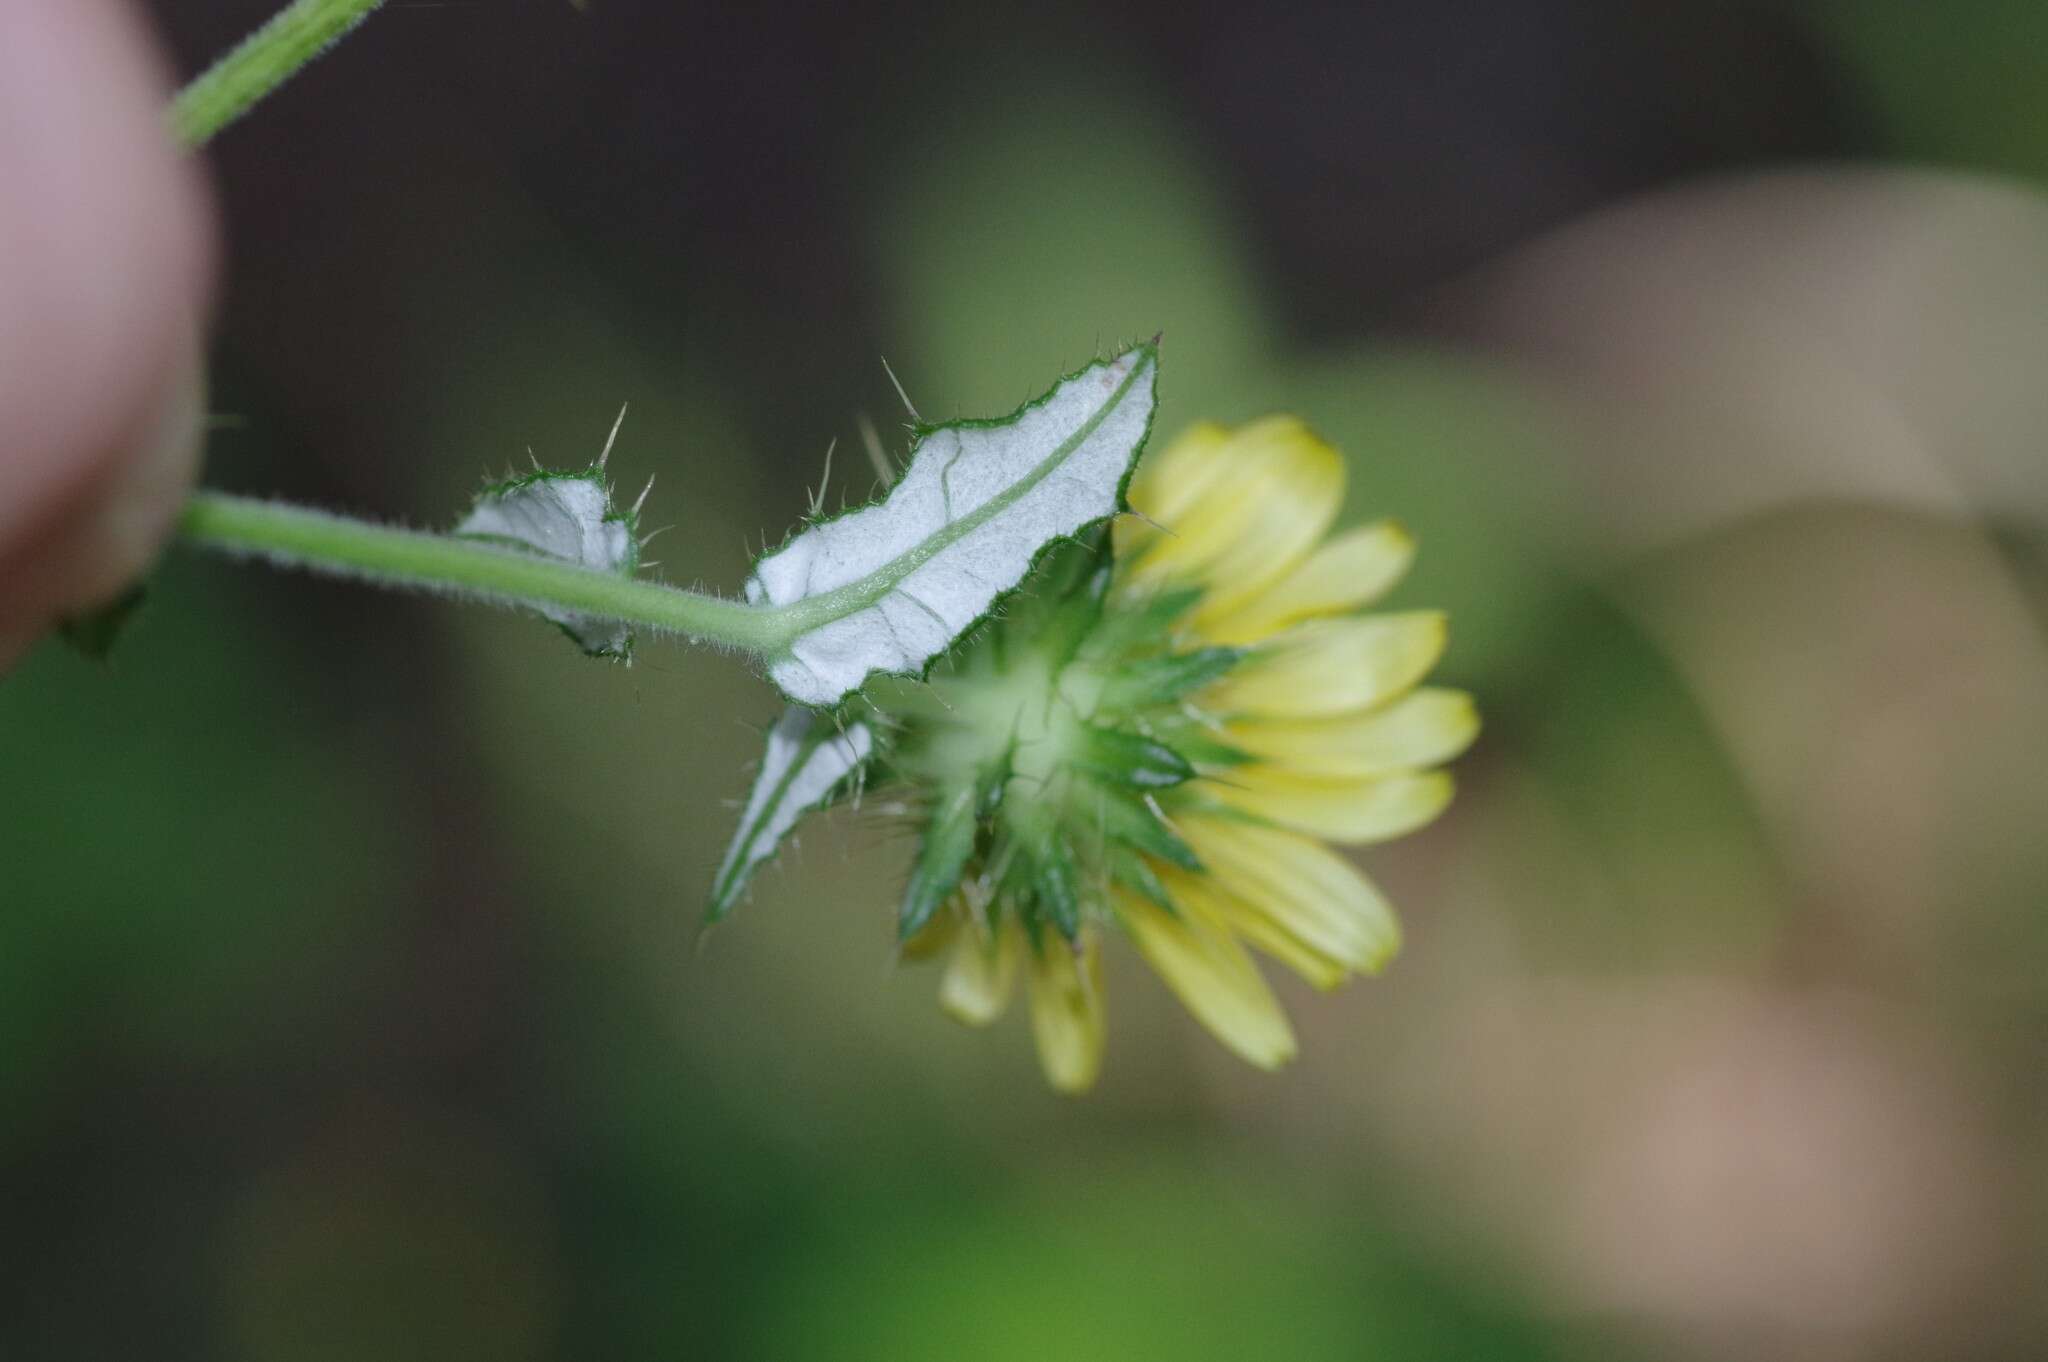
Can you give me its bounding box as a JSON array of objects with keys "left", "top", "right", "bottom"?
[{"left": 890, "top": 417, "right": 1478, "bottom": 1092}]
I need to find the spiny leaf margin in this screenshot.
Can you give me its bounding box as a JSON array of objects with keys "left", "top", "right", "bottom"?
[
  {"left": 454, "top": 465, "right": 642, "bottom": 658},
  {"left": 708, "top": 705, "right": 876, "bottom": 921},
  {"left": 746, "top": 341, "right": 1159, "bottom": 707}
]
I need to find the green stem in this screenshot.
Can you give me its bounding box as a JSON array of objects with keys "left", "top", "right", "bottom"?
[
  {"left": 165, "top": 8, "right": 808, "bottom": 660},
  {"left": 179, "top": 492, "right": 798, "bottom": 654},
  {"left": 170, "top": 0, "right": 389, "bottom": 148}
]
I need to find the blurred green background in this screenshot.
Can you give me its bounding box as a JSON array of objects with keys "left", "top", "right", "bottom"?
[{"left": 7, "top": 2, "right": 2048, "bottom": 1358}]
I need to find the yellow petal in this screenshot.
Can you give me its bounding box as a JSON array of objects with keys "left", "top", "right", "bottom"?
[
  {"left": 899, "top": 908, "right": 959, "bottom": 962},
  {"left": 1161, "top": 866, "right": 1347, "bottom": 990},
  {"left": 1024, "top": 930, "right": 1106, "bottom": 1094},
  {"left": 1116, "top": 889, "right": 1298, "bottom": 1069},
  {"left": 1181, "top": 817, "right": 1401, "bottom": 974},
  {"left": 1201, "top": 519, "right": 1415, "bottom": 645},
  {"left": 1122, "top": 419, "right": 1345, "bottom": 615},
  {"left": 1116, "top": 422, "right": 1235, "bottom": 560},
  {"left": 1228, "top": 687, "right": 1479, "bottom": 779},
  {"left": 939, "top": 920, "right": 1018, "bottom": 1026},
  {"left": 1213, "top": 767, "right": 1456, "bottom": 845},
  {"left": 1202, "top": 612, "right": 1447, "bottom": 718}
]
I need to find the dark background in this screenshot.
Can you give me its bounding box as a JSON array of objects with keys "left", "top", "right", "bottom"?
[{"left": 6, "top": 2, "right": 2047, "bottom": 1358}]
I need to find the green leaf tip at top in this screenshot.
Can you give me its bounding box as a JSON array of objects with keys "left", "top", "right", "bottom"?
[
  {"left": 1075, "top": 726, "right": 1195, "bottom": 791},
  {"left": 744, "top": 341, "right": 1159, "bottom": 708},
  {"left": 897, "top": 781, "right": 979, "bottom": 942},
  {"left": 1093, "top": 646, "right": 1241, "bottom": 712},
  {"left": 894, "top": 756, "right": 1013, "bottom": 941},
  {"left": 56, "top": 585, "right": 148, "bottom": 662}
]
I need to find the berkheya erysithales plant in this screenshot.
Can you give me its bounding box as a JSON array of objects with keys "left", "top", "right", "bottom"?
[{"left": 155, "top": 0, "right": 1478, "bottom": 1093}]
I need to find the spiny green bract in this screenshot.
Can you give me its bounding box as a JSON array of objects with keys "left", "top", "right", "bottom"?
[{"left": 880, "top": 529, "right": 1248, "bottom": 946}]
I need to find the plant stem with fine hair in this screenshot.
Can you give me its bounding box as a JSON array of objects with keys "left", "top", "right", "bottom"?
[
  {"left": 179, "top": 492, "right": 803, "bottom": 654},
  {"left": 170, "top": 0, "right": 388, "bottom": 148}
]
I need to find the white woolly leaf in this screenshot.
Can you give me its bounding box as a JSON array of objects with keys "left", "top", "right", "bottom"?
[
  {"left": 747, "top": 342, "right": 1158, "bottom": 706},
  {"left": 455, "top": 468, "right": 639, "bottom": 657},
  {"left": 709, "top": 706, "right": 875, "bottom": 920}
]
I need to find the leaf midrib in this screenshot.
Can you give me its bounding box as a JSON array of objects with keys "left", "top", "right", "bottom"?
[{"left": 762, "top": 348, "right": 1155, "bottom": 648}]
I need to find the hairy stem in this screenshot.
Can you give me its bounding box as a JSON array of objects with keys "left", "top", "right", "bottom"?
[
  {"left": 170, "top": 0, "right": 388, "bottom": 148},
  {"left": 179, "top": 493, "right": 798, "bottom": 654}
]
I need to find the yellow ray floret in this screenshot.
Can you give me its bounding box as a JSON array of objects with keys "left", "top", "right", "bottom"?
[
  {"left": 938, "top": 917, "right": 1016, "bottom": 1026},
  {"left": 1227, "top": 687, "right": 1479, "bottom": 779},
  {"left": 1200, "top": 518, "right": 1415, "bottom": 645},
  {"left": 930, "top": 913, "right": 1106, "bottom": 1093},
  {"left": 1202, "top": 612, "right": 1448, "bottom": 718},
  {"left": 1024, "top": 930, "right": 1105, "bottom": 1093},
  {"left": 1211, "top": 767, "right": 1456, "bottom": 846},
  {"left": 1182, "top": 816, "right": 1402, "bottom": 976},
  {"left": 1121, "top": 417, "right": 1345, "bottom": 620},
  {"left": 1117, "top": 888, "right": 1298, "bottom": 1070}
]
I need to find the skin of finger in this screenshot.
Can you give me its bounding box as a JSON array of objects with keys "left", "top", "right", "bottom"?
[
  {"left": 0, "top": 0, "right": 215, "bottom": 660},
  {"left": 0, "top": 348, "right": 206, "bottom": 669}
]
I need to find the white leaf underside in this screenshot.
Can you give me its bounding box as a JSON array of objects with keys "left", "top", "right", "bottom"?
[
  {"left": 710, "top": 706, "right": 874, "bottom": 917},
  {"left": 455, "top": 472, "right": 637, "bottom": 656},
  {"left": 746, "top": 344, "right": 1158, "bottom": 706}
]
